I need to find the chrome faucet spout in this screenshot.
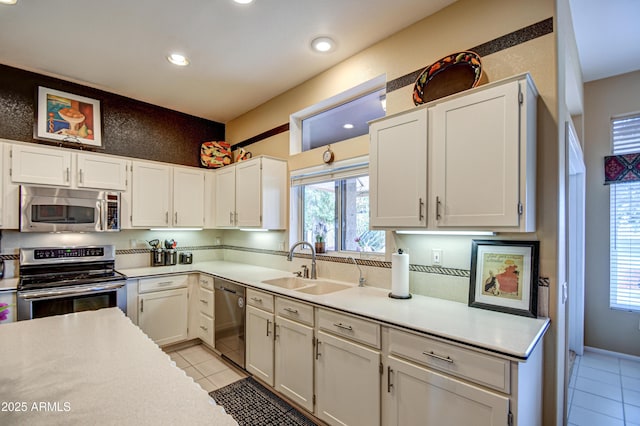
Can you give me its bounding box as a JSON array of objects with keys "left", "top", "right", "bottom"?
[
  {"left": 348, "top": 256, "right": 366, "bottom": 287},
  {"left": 287, "top": 241, "right": 317, "bottom": 279}
]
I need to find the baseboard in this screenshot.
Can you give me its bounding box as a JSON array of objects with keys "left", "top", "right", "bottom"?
[{"left": 584, "top": 345, "right": 640, "bottom": 362}]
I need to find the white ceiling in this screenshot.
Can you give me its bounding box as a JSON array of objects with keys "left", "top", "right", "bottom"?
[
  {"left": 0, "top": 0, "right": 455, "bottom": 123},
  {"left": 570, "top": 0, "right": 640, "bottom": 82}
]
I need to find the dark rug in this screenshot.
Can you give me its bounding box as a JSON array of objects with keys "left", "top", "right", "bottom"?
[{"left": 209, "top": 377, "right": 317, "bottom": 426}]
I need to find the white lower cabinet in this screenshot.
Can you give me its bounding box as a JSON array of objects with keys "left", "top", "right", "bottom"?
[
  {"left": 0, "top": 290, "right": 16, "bottom": 324},
  {"left": 246, "top": 304, "right": 275, "bottom": 386},
  {"left": 197, "top": 275, "right": 215, "bottom": 347},
  {"left": 275, "top": 315, "right": 314, "bottom": 412},
  {"left": 138, "top": 275, "right": 189, "bottom": 346},
  {"left": 386, "top": 356, "right": 509, "bottom": 426}
]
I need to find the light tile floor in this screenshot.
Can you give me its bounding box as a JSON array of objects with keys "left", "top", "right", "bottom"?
[
  {"left": 569, "top": 350, "right": 640, "bottom": 426},
  {"left": 165, "top": 344, "right": 247, "bottom": 393}
]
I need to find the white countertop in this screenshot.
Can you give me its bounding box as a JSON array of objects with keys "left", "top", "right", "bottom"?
[
  {"left": 0, "top": 308, "right": 237, "bottom": 426},
  {"left": 121, "top": 261, "right": 550, "bottom": 360}
]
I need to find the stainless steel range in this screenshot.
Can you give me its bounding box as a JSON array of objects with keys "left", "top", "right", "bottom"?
[{"left": 17, "top": 245, "right": 127, "bottom": 321}]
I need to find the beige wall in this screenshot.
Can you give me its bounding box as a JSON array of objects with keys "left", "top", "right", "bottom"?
[
  {"left": 584, "top": 70, "right": 640, "bottom": 356},
  {"left": 227, "top": 0, "right": 560, "bottom": 423}
]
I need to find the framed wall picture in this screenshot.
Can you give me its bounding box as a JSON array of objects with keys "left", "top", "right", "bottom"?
[
  {"left": 469, "top": 240, "right": 539, "bottom": 317},
  {"left": 35, "top": 87, "right": 102, "bottom": 148}
]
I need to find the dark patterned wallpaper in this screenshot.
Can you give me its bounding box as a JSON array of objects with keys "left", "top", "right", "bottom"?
[{"left": 0, "top": 63, "right": 224, "bottom": 167}]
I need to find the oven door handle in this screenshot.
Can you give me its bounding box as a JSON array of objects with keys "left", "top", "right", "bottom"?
[{"left": 18, "top": 282, "right": 125, "bottom": 300}]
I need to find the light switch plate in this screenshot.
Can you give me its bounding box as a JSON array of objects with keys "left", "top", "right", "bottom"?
[{"left": 432, "top": 249, "right": 442, "bottom": 266}]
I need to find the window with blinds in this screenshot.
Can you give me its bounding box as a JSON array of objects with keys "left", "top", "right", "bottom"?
[{"left": 610, "top": 113, "right": 640, "bottom": 312}]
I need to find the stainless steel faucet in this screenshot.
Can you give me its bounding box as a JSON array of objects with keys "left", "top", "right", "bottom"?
[
  {"left": 348, "top": 256, "right": 366, "bottom": 287},
  {"left": 287, "top": 241, "right": 317, "bottom": 279}
]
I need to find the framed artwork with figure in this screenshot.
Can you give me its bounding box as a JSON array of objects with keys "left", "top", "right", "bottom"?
[
  {"left": 35, "top": 87, "right": 102, "bottom": 148},
  {"left": 469, "top": 240, "right": 539, "bottom": 317}
]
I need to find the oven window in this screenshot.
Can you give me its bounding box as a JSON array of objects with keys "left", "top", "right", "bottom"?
[
  {"left": 31, "top": 291, "right": 116, "bottom": 319},
  {"left": 32, "top": 205, "right": 95, "bottom": 224}
]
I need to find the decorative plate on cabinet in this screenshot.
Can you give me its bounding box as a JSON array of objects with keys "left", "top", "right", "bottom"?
[{"left": 412, "top": 51, "right": 482, "bottom": 106}]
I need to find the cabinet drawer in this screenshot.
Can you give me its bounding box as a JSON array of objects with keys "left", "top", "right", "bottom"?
[
  {"left": 139, "top": 275, "right": 188, "bottom": 293},
  {"left": 275, "top": 297, "right": 313, "bottom": 326},
  {"left": 247, "top": 288, "right": 274, "bottom": 312},
  {"left": 198, "top": 286, "right": 214, "bottom": 315},
  {"left": 198, "top": 312, "right": 214, "bottom": 346},
  {"left": 198, "top": 274, "right": 214, "bottom": 291},
  {"left": 318, "top": 309, "right": 380, "bottom": 349},
  {"left": 388, "top": 328, "right": 510, "bottom": 393}
]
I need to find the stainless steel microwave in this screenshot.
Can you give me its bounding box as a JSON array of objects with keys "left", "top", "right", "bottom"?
[{"left": 20, "top": 186, "right": 121, "bottom": 232}]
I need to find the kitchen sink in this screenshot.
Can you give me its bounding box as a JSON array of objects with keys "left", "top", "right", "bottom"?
[
  {"left": 261, "top": 277, "right": 311, "bottom": 289},
  {"left": 261, "top": 277, "right": 352, "bottom": 295},
  {"left": 294, "top": 281, "right": 351, "bottom": 295}
]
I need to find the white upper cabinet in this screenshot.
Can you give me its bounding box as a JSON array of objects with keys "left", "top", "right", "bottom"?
[
  {"left": 214, "top": 156, "right": 287, "bottom": 229},
  {"left": 430, "top": 75, "right": 536, "bottom": 231},
  {"left": 76, "top": 152, "right": 128, "bottom": 191},
  {"left": 10, "top": 144, "right": 129, "bottom": 191},
  {"left": 10, "top": 143, "right": 72, "bottom": 187},
  {"left": 131, "top": 161, "right": 172, "bottom": 227},
  {"left": 368, "top": 73, "right": 537, "bottom": 232},
  {"left": 369, "top": 108, "right": 428, "bottom": 228},
  {"left": 173, "top": 167, "right": 204, "bottom": 227}
]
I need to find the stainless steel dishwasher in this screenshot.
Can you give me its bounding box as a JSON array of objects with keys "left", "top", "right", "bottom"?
[{"left": 214, "top": 277, "right": 245, "bottom": 368}]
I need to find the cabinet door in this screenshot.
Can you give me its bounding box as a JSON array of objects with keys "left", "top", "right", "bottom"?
[
  {"left": 369, "top": 108, "right": 427, "bottom": 228},
  {"left": 204, "top": 172, "right": 216, "bottom": 228},
  {"left": 77, "top": 153, "right": 128, "bottom": 191},
  {"left": 315, "top": 331, "right": 380, "bottom": 426},
  {"left": 430, "top": 81, "right": 520, "bottom": 228},
  {"left": 131, "top": 162, "right": 171, "bottom": 227},
  {"left": 235, "top": 159, "right": 262, "bottom": 227},
  {"left": 246, "top": 305, "right": 275, "bottom": 386},
  {"left": 11, "top": 144, "right": 72, "bottom": 186},
  {"left": 275, "top": 316, "right": 314, "bottom": 412},
  {"left": 386, "top": 356, "right": 509, "bottom": 426},
  {"left": 173, "top": 167, "right": 204, "bottom": 227},
  {"left": 138, "top": 288, "right": 188, "bottom": 346},
  {"left": 214, "top": 166, "right": 236, "bottom": 227}
]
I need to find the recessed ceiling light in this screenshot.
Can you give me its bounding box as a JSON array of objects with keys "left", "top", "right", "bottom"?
[
  {"left": 167, "top": 53, "right": 189, "bottom": 66},
  {"left": 343, "top": 123, "right": 354, "bottom": 129},
  {"left": 233, "top": 0, "right": 254, "bottom": 4},
  {"left": 311, "top": 37, "right": 335, "bottom": 53},
  {"left": 0, "top": 0, "right": 18, "bottom": 4}
]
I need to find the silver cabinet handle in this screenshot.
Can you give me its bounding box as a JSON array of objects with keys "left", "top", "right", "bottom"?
[
  {"left": 199, "top": 299, "right": 208, "bottom": 304},
  {"left": 79, "top": 169, "right": 84, "bottom": 184},
  {"left": 333, "top": 322, "right": 353, "bottom": 331},
  {"left": 266, "top": 319, "right": 271, "bottom": 337},
  {"left": 418, "top": 197, "right": 424, "bottom": 221},
  {"left": 284, "top": 307, "right": 299, "bottom": 315},
  {"left": 140, "top": 299, "right": 144, "bottom": 313},
  {"left": 157, "top": 281, "right": 173, "bottom": 287},
  {"left": 251, "top": 297, "right": 263, "bottom": 303},
  {"left": 315, "top": 338, "right": 322, "bottom": 360},
  {"left": 200, "top": 325, "right": 208, "bottom": 331},
  {"left": 275, "top": 324, "right": 280, "bottom": 340},
  {"left": 387, "top": 366, "right": 393, "bottom": 393},
  {"left": 229, "top": 211, "right": 234, "bottom": 225},
  {"left": 234, "top": 211, "right": 238, "bottom": 224},
  {"left": 175, "top": 211, "right": 178, "bottom": 224},
  {"left": 165, "top": 211, "right": 169, "bottom": 224},
  {"left": 423, "top": 351, "right": 454, "bottom": 364},
  {"left": 65, "top": 167, "right": 70, "bottom": 182},
  {"left": 436, "top": 196, "right": 442, "bottom": 220}
]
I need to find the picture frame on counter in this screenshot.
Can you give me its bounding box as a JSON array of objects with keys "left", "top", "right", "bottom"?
[
  {"left": 35, "top": 86, "right": 102, "bottom": 148},
  {"left": 469, "top": 239, "right": 539, "bottom": 318}
]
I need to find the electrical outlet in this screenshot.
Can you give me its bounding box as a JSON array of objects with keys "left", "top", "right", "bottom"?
[{"left": 432, "top": 249, "right": 442, "bottom": 266}]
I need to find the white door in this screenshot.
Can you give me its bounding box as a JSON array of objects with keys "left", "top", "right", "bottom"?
[
  {"left": 214, "top": 166, "right": 236, "bottom": 227},
  {"left": 431, "top": 81, "right": 520, "bottom": 228},
  {"left": 275, "top": 316, "right": 314, "bottom": 412},
  {"left": 173, "top": 167, "right": 204, "bottom": 227},
  {"left": 369, "top": 109, "right": 428, "bottom": 228},
  {"left": 386, "top": 356, "right": 509, "bottom": 426},
  {"left": 235, "top": 159, "right": 262, "bottom": 227},
  {"left": 315, "top": 331, "right": 380, "bottom": 426},
  {"left": 138, "top": 288, "right": 188, "bottom": 346},
  {"left": 76, "top": 153, "right": 128, "bottom": 191},
  {"left": 11, "top": 144, "right": 72, "bottom": 186},
  {"left": 246, "top": 305, "right": 275, "bottom": 386},
  {"left": 131, "top": 162, "right": 171, "bottom": 227}
]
